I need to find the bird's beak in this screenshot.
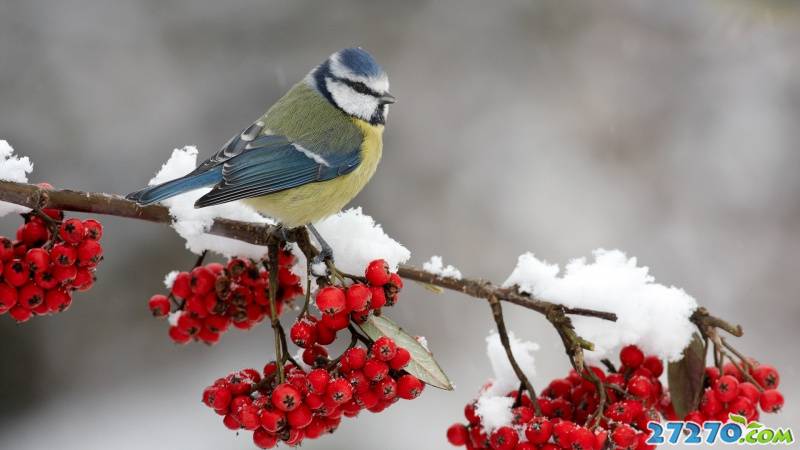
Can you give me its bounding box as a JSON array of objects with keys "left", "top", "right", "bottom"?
[{"left": 379, "top": 93, "right": 396, "bottom": 105}]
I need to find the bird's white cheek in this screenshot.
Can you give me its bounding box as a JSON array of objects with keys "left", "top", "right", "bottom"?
[{"left": 326, "top": 78, "right": 379, "bottom": 121}]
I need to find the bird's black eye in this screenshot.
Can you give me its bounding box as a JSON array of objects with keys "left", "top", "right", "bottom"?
[{"left": 339, "top": 78, "right": 381, "bottom": 98}]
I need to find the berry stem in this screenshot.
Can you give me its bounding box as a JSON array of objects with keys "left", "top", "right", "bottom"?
[
  {"left": 193, "top": 250, "right": 208, "bottom": 268},
  {"left": 487, "top": 294, "right": 541, "bottom": 416},
  {"left": 266, "top": 242, "right": 285, "bottom": 383},
  {"left": 299, "top": 259, "right": 312, "bottom": 317},
  {"left": 719, "top": 348, "right": 764, "bottom": 392},
  {"left": 601, "top": 358, "right": 617, "bottom": 373},
  {"left": 327, "top": 328, "right": 359, "bottom": 370}
]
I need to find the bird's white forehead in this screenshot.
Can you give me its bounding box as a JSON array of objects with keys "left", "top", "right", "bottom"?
[{"left": 329, "top": 52, "right": 390, "bottom": 93}]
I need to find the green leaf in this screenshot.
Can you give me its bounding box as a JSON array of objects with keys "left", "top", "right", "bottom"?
[
  {"left": 729, "top": 414, "right": 747, "bottom": 425},
  {"left": 358, "top": 314, "right": 454, "bottom": 390},
  {"left": 668, "top": 332, "right": 706, "bottom": 419}
]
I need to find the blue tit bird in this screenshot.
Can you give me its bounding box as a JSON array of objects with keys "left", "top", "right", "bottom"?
[{"left": 126, "top": 47, "right": 395, "bottom": 258}]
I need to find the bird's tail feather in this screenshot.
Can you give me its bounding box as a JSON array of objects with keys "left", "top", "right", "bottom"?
[{"left": 126, "top": 170, "right": 220, "bottom": 205}]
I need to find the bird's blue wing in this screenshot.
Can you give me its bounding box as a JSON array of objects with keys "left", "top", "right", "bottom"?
[{"left": 193, "top": 134, "right": 361, "bottom": 207}]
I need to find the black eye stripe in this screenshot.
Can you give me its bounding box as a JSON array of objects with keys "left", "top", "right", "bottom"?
[{"left": 337, "top": 77, "right": 381, "bottom": 98}]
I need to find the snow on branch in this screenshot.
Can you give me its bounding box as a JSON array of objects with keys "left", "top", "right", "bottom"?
[
  {"left": 0, "top": 141, "right": 33, "bottom": 216},
  {"left": 503, "top": 250, "right": 698, "bottom": 362}
]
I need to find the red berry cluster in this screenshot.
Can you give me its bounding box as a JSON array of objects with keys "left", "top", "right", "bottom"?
[
  {"left": 148, "top": 250, "right": 303, "bottom": 345},
  {"left": 289, "top": 259, "right": 403, "bottom": 355},
  {"left": 201, "top": 336, "right": 424, "bottom": 448},
  {"left": 447, "top": 345, "right": 669, "bottom": 450},
  {"left": 677, "top": 361, "right": 783, "bottom": 424},
  {"left": 0, "top": 201, "right": 103, "bottom": 322}
]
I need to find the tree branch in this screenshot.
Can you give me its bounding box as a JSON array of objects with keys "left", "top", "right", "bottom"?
[{"left": 0, "top": 180, "right": 617, "bottom": 323}]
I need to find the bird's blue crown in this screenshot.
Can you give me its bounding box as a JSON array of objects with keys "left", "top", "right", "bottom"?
[{"left": 335, "top": 47, "right": 384, "bottom": 78}]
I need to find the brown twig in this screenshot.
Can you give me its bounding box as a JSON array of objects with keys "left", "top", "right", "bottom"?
[
  {"left": 487, "top": 294, "right": 542, "bottom": 416},
  {"left": 266, "top": 243, "right": 285, "bottom": 383}
]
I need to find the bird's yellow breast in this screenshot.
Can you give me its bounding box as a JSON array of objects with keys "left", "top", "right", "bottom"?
[{"left": 243, "top": 119, "right": 383, "bottom": 227}]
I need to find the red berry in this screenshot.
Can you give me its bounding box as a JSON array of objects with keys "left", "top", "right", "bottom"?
[
  {"left": 320, "top": 310, "right": 349, "bottom": 331},
  {"left": 9, "top": 304, "right": 32, "bottom": 322},
  {"left": 272, "top": 383, "right": 302, "bottom": 412},
  {"left": 3, "top": 259, "right": 27, "bottom": 287},
  {"left": 259, "top": 409, "right": 286, "bottom": 433},
  {"left": 301, "top": 344, "right": 328, "bottom": 366},
  {"left": 326, "top": 378, "right": 353, "bottom": 405},
  {"left": 365, "top": 259, "right": 391, "bottom": 286},
  {"left": 684, "top": 410, "right": 705, "bottom": 424},
  {"left": 202, "top": 385, "right": 232, "bottom": 411},
  {"left": 447, "top": 423, "right": 469, "bottom": 446},
  {"left": 738, "top": 382, "right": 761, "bottom": 404},
  {"left": 388, "top": 272, "right": 403, "bottom": 290},
  {"left": 620, "top": 345, "right": 645, "bottom": 368},
  {"left": 752, "top": 365, "right": 780, "bottom": 389},
  {"left": 82, "top": 219, "right": 103, "bottom": 240},
  {"left": 148, "top": 294, "right": 171, "bottom": 317},
  {"left": 190, "top": 266, "right": 215, "bottom": 294},
  {"left": 759, "top": 389, "right": 784, "bottom": 413},
  {"left": 363, "top": 359, "right": 389, "bottom": 382},
  {"left": 489, "top": 426, "right": 518, "bottom": 450},
  {"left": 52, "top": 264, "right": 77, "bottom": 284},
  {"left": 546, "top": 378, "right": 572, "bottom": 399},
  {"left": 714, "top": 375, "right": 740, "bottom": 402},
  {"left": 20, "top": 220, "right": 49, "bottom": 246},
  {"left": 171, "top": 272, "right": 191, "bottom": 299},
  {"left": 50, "top": 243, "right": 77, "bottom": 267},
  {"left": 369, "top": 285, "right": 386, "bottom": 309},
  {"left": 58, "top": 218, "right": 85, "bottom": 244},
  {"left": 568, "top": 426, "right": 596, "bottom": 450},
  {"left": 611, "top": 424, "right": 637, "bottom": 447},
  {"left": 44, "top": 288, "right": 71, "bottom": 312},
  {"left": 0, "top": 237, "right": 13, "bottom": 261},
  {"left": 551, "top": 420, "right": 578, "bottom": 448},
  {"left": 177, "top": 313, "right": 201, "bottom": 335},
  {"left": 18, "top": 283, "right": 44, "bottom": 309},
  {"left": 72, "top": 268, "right": 94, "bottom": 291},
  {"left": 290, "top": 319, "right": 317, "bottom": 348},
  {"left": 627, "top": 375, "right": 654, "bottom": 399},
  {"left": 345, "top": 283, "right": 371, "bottom": 311},
  {"left": 727, "top": 396, "right": 755, "bottom": 420},
  {"left": 371, "top": 336, "right": 398, "bottom": 361},
  {"left": 375, "top": 377, "right": 398, "bottom": 401},
  {"left": 306, "top": 368, "right": 330, "bottom": 394},
  {"left": 0, "top": 283, "right": 18, "bottom": 313},
  {"left": 238, "top": 404, "right": 260, "bottom": 430},
  {"left": 389, "top": 347, "right": 411, "bottom": 370},
  {"left": 515, "top": 443, "right": 536, "bottom": 450},
  {"left": 396, "top": 374, "right": 424, "bottom": 400},
  {"left": 168, "top": 325, "right": 191, "bottom": 344},
  {"left": 643, "top": 356, "right": 664, "bottom": 377},
  {"left": 222, "top": 414, "right": 240, "bottom": 430},
  {"left": 700, "top": 389, "right": 722, "bottom": 417},
  {"left": 525, "top": 416, "right": 553, "bottom": 444},
  {"left": 24, "top": 248, "right": 50, "bottom": 274},
  {"left": 76, "top": 239, "right": 103, "bottom": 267},
  {"left": 315, "top": 286, "right": 346, "bottom": 315},
  {"left": 287, "top": 404, "right": 313, "bottom": 429},
  {"left": 316, "top": 322, "right": 336, "bottom": 345},
  {"left": 252, "top": 428, "right": 278, "bottom": 449},
  {"left": 343, "top": 347, "right": 368, "bottom": 370}
]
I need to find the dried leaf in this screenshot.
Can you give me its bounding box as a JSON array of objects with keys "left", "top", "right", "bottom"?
[
  {"left": 668, "top": 332, "right": 706, "bottom": 419},
  {"left": 358, "top": 315, "right": 453, "bottom": 390}
]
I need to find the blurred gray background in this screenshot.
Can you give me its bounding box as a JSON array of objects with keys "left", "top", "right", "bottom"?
[{"left": 1, "top": 0, "right": 798, "bottom": 448}]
